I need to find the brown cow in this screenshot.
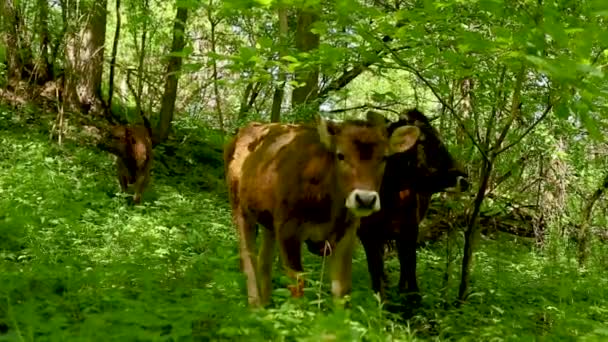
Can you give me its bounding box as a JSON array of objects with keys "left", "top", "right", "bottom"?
[
  {"left": 224, "top": 113, "right": 421, "bottom": 307},
  {"left": 356, "top": 109, "right": 469, "bottom": 306},
  {"left": 98, "top": 116, "right": 153, "bottom": 204}
]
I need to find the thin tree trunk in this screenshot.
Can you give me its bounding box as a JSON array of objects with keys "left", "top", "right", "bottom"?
[
  {"left": 238, "top": 82, "right": 262, "bottom": 121},
  {"left": 156, "top": 5, "right": 188, "bottom": 143},
  {"left": 107, "top": 0, "right": 121, "bottom": 109},
  {"left": 270, "top": 4, "right": 288, "bottom": 123},
  {"left": 36, "top": 0, "right": 53, "bottom": 82},
  {"left": 291, "top": 7, "right": 319, "bottom": 119},
  {"left": 1, "top": 0, "right": 24, "bottom": 87},
  {"left": 458, "top": 64, "right": 525, "bottom": 302},
  {"left": 208, "top": 7, "right": 224, "bottom": 133},
  {"left": 458, "top": 156, "right": 492, "bottom": 302},
  {"left": 577, "top": 173, "right": 608, "bottom": 266},
  {"left": 136, "top": 0, "right": 149, "bottom": 112}
]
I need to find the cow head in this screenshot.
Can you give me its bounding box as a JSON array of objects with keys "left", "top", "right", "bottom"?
[
  {"left": 98, "top": 125, "right": 130, "bottom": 159},
  {"left": 316, "top": 112, "right": 420, "bottom": 217},
  {"left": 383, "top": 109, "right": 469, "bottom": 194}
]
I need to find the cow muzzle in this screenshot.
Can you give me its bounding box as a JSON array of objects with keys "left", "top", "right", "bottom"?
[
  {"left": 345, "top": 190, "right": 381, "bottom": 217},
  {"left": 445, "top": 175, "right": 470, "bottom": 193}
]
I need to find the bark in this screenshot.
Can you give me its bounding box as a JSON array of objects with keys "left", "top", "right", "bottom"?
[
  {"left": 107, "top": 0, "right": 122, "bottom": 109},
  {"left": 156, "top": 5, "right": 188, "bottom": 143},
  {"left": 291, "top": 8, "right": 319, "bottom": 118},
  {"left": 63, "top": 0, "right": 108, "bottom": 114},
  {"left": 577, "top": 173, "right": 608, "bottom": 266},
  {"left": 270, "top": 4, "right": 288, "bottom": 123}
]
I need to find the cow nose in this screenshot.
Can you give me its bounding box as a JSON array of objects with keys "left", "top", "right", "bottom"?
[
  {"left": 355, "top": 192, "right": 377, "bottom": 209},
  {"left": 346, "top": 190, "right": 381, "bottom": 216}
]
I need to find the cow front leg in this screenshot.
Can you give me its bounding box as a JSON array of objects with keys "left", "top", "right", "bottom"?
[
  {"left": 329, "top": 227, "right": 357, "bottom": 299},
  {"left": 396, "top": 223, "right": 421, "bottom": 305},
  {"left": 132, "top": 170, "right": 149, "bottom": 204},
  {"left": 258, "top": 228, "right": 275, "bottom": 306},
  {"left": 234, "top": 208, "right": 261, "bottom": 307},
  {"left": 358, "top": 228, "right": 387, "bottom": 300}
]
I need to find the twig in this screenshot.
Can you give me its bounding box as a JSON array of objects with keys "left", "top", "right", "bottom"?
[
  {"left": 495, "top": 100, "right": 556, "bottom": 156},
  {"left": 317, "top": 240, "right": 332, "bottom": 311},
  {"left": 326, "top": 103, "right": 400, "bottom": 114},
  {"left": 365, "top": 30, "right": 490, "bottom": 162}
]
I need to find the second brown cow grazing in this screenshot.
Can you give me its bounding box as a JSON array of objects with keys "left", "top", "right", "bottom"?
[
  {"left": 224, "top": 112, "right": 421, "bottom": 307},
  {"left": 355, "top": 109, "right": 469, "bottom": 306},
  {"left": 98, "top": 116, "right": 153, "bottom": 204}
]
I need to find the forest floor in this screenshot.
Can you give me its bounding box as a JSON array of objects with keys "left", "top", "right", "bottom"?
[{"left": 1, "top": 106, "right": 607, "bottom": 341}]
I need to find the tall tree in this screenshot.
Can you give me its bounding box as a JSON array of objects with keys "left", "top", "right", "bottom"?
[
  {"left": 270, "top": 3, "right": 288, "bottom": 123},
  {"left": 156, "top": 3, "right": 189, "bottom": 143},
  {"left": 63, "top": 0, "right": 108, "bottom": 114},
  {"left": 107, "top": 0, "right": 122, "bottom": 110},
  {"left": 35, "top": 0, "right": 52, "bottom": 82},
  {"left": 1, "top": 0, "right": 29, "bottom": 87},
  {"left": 291, "top": 6, "right": 320, "bottom": 118},
  {"left": 577, "top": 173, "right": 608, "bottom": 266}
]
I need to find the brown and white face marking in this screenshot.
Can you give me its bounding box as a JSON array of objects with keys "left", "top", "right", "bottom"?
[{"left": 318, "top": 112, "right": 420, "bottom": 217}]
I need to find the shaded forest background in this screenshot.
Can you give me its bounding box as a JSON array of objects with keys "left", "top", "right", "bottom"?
[{"left": 1, "top": 0, "right": 608, "bottom": 340}]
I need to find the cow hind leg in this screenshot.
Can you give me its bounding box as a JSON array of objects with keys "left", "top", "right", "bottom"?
[
  {"left": 117, "top": 165, "right": 129, "bottom": 193},
  {"left": 234, "top": 209, "right": 261, "bottom": 307},
  {"left": 258, "top": 228, "right": 275, "bottom": 306}
]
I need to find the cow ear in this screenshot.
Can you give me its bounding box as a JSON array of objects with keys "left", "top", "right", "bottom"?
[
  {"left": 317, "top": 117, "right": 340, "bottom": 148},
  {"left": 388, "top": 125, "right": 420, "bottom": 154},
  {"left": 366, "top": 111, "right": 388, "bottom": 126}
]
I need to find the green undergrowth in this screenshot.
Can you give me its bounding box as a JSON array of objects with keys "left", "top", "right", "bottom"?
[{"left": 1, "top": 108, "right": 607, "bottom": 341}]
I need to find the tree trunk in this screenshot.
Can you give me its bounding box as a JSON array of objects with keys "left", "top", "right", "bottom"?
[
  {"left": 577, "top": 173, "right": 608, "bottom": 266},
  {"left": 209, "top": 11, "right": 224, "bottom": 133},
  {"left": 291, "top": 7, "right": 319, "bottom": 120},
  {"left": 36, "top": 0, "right": 53, "bottom": 82},
  {"left": 156, "top": 5, "right": 188, "bottom": 143},
  {"left": 459, "top": 65, "right": 525, "bottom": 302},
  {"left": 270, "top": 4, "right": 288, "bottom": 123},
  {"left": 136, "top": 0, "right": 149, "bottom": 112},
  {"left": 1, "top": 0, "right": 25, "bottom": 87},
  {"left": 238, "top": 82, "right": 262, "bottom": 121},
  {"left": 458, "top": 156, "right": 493, "bottom": 302},
  {"left": 107, "top": 0, "right": 121, "bottom": 110},
  {"left": 63, "top": 0, "right": 108, "bottom": 114}
]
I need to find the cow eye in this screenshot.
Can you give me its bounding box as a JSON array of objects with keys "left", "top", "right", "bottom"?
[{"left": 337, "top": 152, "right": 345, "bottom": 161}]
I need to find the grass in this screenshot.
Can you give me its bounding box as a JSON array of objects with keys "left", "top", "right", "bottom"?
[{"left": 0, "top": 107, "right": 607, "bottom": 341}]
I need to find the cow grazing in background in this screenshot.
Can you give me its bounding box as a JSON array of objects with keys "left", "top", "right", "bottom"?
[
  {"left": 98, "top": 116, "right": 153, "bottom": 204},
  {"left": 224, "top": 112, "right": 421, "bottom": 307},
  {"left": 356, "top": 109, "right": 469, "bottom": 304}
]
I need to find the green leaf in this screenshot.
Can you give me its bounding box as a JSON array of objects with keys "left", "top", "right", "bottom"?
[{"left": 554, "top": 101, "right": 570, "bottom": 119}]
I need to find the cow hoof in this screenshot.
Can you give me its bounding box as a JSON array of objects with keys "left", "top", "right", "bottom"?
[{"left": 288, "top": 278, "right": 305, "bottom": 298}]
